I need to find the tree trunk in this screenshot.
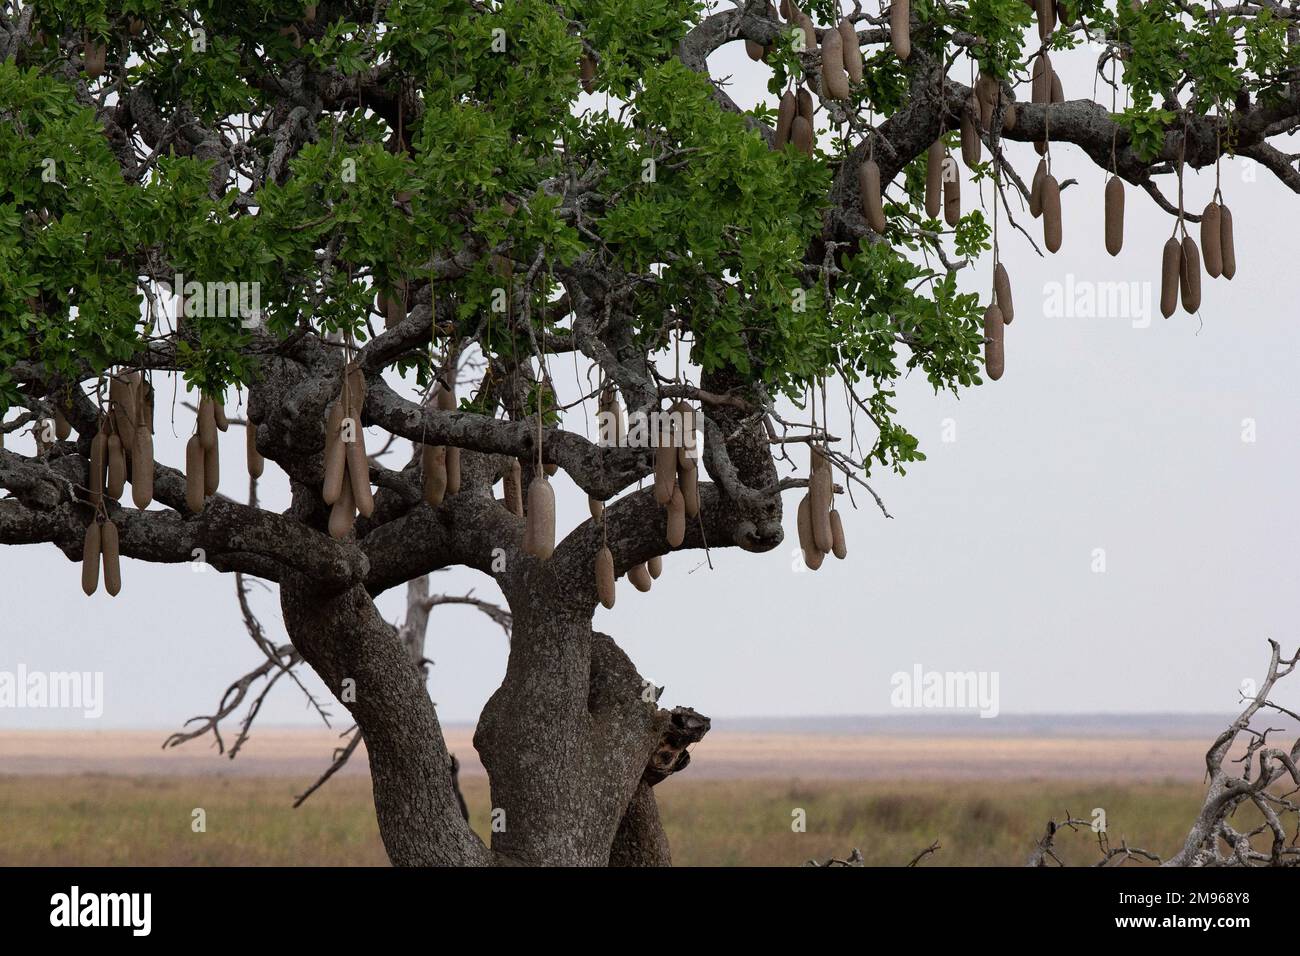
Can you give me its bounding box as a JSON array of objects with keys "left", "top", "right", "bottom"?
[{"left": 280, "top": 574, "right": 488, "bottom": 866}]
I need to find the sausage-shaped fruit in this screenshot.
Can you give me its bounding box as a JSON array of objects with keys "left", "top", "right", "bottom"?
[
  {"left": 984, "top": 303, "right": 1006, "bottom": 381},
  {"left": 628, "top": 562, "right": 653, "bottom": 592},
  {"left": 775, "top": 91, "right": 797, "bottom": 148},
  {"left": 667, "top": 486, "right": 686, "bottom": 547},
  {"left": 961, "top": 94, "right": 981, "bottom": 167},
  {"left": 524, "top": 477, "right": 556, "bottom": 559},
  {"left": 1104, "top": 176, "right": 1125, "bottom": 256},
  {"left": 943, "top": 163, "right": 961, "bottom": 226},
  {"left": 820, "top": 27, "right": 850, "bottom": 100},
  {"left": 328, "top": 477, "right": 356, "bottom": 540},
  {"left": 1219, "top": 205, "right": 1236, "bottom": 279},
  {"left": 595, "top": 547, "right": 616, "bottom": 609},
  {"left": 246, "top": 422, "right": 264, "bottom": 479},
  {"left": 101, "top": 519, "right": 121, "bottom": 597},
  {"left": 185, "top": 435, "right": 205, "bottom": 513},
  {"left": 203, "top": 440, "right": 219, "bottom": 496},
  {"left": 503, "top": 459, "right": 524, "bottom": 516},
  {"left": 810, "top": 447, "right": 834, "bottom": 554},
  {"left": 89, "top": 429, "right": 107, "bottom": 504},
  {"left": 925, "top": 140, "right": 944, "bottom": 219},
  {"left": 654, "top": 442, "right": 677, "bottom": 505},
  {"left": 1160, "top": 236, "right": 1181, "bottom": 318},
  {"left": 423, "top": 444, "right": 447, "bottom": 507},
  {"left": 322, "top": 400, "right": 346, "bottom": 505},
  {"left": 198, "top": 398, "right": 217, "bottom": 450},
  {"left": 830, "top": 510, "right": 848, "bottom": 560},
  {"left": 1180, "top": 236, "right": 1202, "bottom": 313},
  {"left": 132, "top": 426, "right": 154, "bottom": 509},
  {"left": 106, "top": 433, "right": 126, "bottom": 499},
  {"left": 859, "top": 159, "right": 886, "bottom": 234},
  {"left": 81, "top": 522, "right": 101, "bottom": 596},
  {"left": 1041, "top": 175, "right": 1062, "bottom": 253},
  {"left": 680, "top": 463, "right": 700, "bottom": 518},
  {"left": 838, "top": 19, "right": 863, "bottom": 83},
  {"left": 648, "top": 555, "right": 663, "bottom": 579},
  {"left": 1030, "top": 160, "right": 1047, "bottom": 218},
  {"left": 890, "top": 0, "right": 911, "bottom": 60},
  {"left": 791, "top": 115, "right": 814, "bottom": 157},
  {"left": 797, "top": 495, "right": 824, "bottom": 570},
  {"left": 994, "top": 263, "right": 1014, "bottom": 324},
  {"left": 1201, "top": 201, "right": 1223, "bottom": 278}
]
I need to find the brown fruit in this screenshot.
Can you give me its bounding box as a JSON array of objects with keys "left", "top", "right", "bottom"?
[
  {"left": 1219, "top": 204, "right": 1236, "bottom": 279},
  {"left": 89, "top": 429, "right": 107, "bottom": 503},
  {"left": 830, "top": 510, "right": 848, "bottom": 560},
  {"left": 503, "top": 459, "right": 524, "bottom": 516},
  {"left": 648, "top": 555, "right": 663, "bottom": 579},
  {"left": 579, "top": 54, "right": 596, "bottom": 93},
  {"left": 322, "top": 400, "right": 346, "bottom": 505},
  {"left": 106, "top": 433, "right": 126, "bottom": 499},
  {"left": 680, "top": 462, "right": 700, "bottom": 518},
  {"left": 589, "top": 497, "right": 605, "bottom": 520},
  {"left": 791, "top": 115, "right": 814, "bottom": 156},
  {"left": 1200, "top": 202, "right": 1222, "bottom": 278},
  {"left": 984, "top": 303, "right": 1006, "bottom": 381},
  {"left": 81, "top": 522, "right": 102, "bottom": 596},
  {"left": 796, "top": 88, "right": 814, "bottom": 123},
  {"left": 672, "top": 401, "right": 698, "bottom": 470},
  {"left": 329, "top": 478, "right": 356, "bottom": 540},
  {"left": 925, "top": 140, "right": 944, "bottom": 219},
  {"left": 1030, "top": 160, "right": 1047, "bottom": 218},
  {"left": 859, "top": 159, "right": 886, "bottom": 234},
  {"left": 797, "top": 496, "right": 824, "bottom": 570},
  {"left": 1050, "top": 72, "right": 1064, "bottom": 104},
  {"left": 960, "top": 94, "right": 981, "bottom": 167},
  {"left": 1104, "top": 176, "right": 1125, "bottom": 256},
  {"left": 595, "top": 547, "right": 616, "bottom": 609},
  {"left": 1160, "top": 236, "right": 1181, "bottom": 318},
  {"left": 203, "top": 440, "right": 219, "bottom": 496},
  {"left": 994, "top": 262, "right": 1014, "bottom": 324},
  {"left": 890, "top": 0, "right": 911, "bottom": 60},
  {"left": 775, "top": 91, "right": 797, "bottom": 148},
  {"left": 839, "top": 19, "right": 863, "bottom": 83},
  {"left": 943, "top": 164, "right": 961, "bottom": 226},
  {"left": 667, "top": 486, "right": 686, "bottom": 547},
  {"left": 1031, "top": 53, "right": 1052, "bottom": 105},
  {"left": 213, "top": 403, "right": 229, "bottom": 432},
  {"left": 628, "top": 563, "right": 653, "bottom": 592},
  {"left": 436, "top": 383, "right": 461, "bottom": 495},
  {"left": 246, "top": 421, "right": 264, "bottom": 479},
  {"left": 185, "top": 435, "right": 205, "bottom": 513},
  {"left": 1041, "top": 175, "right": 1062, "bottom": 253},
  {"left": 54, "top": 408, "right": 71, "bottom": 441},
  {"left": 810, "top": 446, "right": 834, "bottom": 554},
  {"left": 84, "top": 40, "right": 106, "bottom": 78},
  {"left": 422, "top": 444, "right": 448, "bottom": 507},
  {"left": 975, "top": 73, "right": 998, "bottom": 130},
  {"left": 198, "top": 398, "right": 217, "bottom": 451},
  {"left": 101, "top": 519, "right": 121, "bottom": 597},
  {"left": 1180, "top": 235, "right": 1202, "bottom": 313},
  {"left": 1038, "top": 0, "right": 1057, "bottom": 40},
  {"left": 524, "top": 477, "right": 556, "bottom": 559},
  {"left": 1001, "top": 98, "right": 1018, "bottom": 132},
  {"left": 746, "top": 39, "right": 766, "bottom": 61},
  {"left": 346, "top": 424, "right": 373, "bottom": 518},
  {"left": 654, "top": 441, "right": 677, "bottom": 505},
  {"left": 132, "top": 427, "right": 154, "bottom": 509},
  {"left": 820, "top": 28, "right": 849, "bottom": 100}
]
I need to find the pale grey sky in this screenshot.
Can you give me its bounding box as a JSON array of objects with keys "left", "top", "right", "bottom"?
[{"left": 3, "top": 30, "right": 1297, "bottom": 730}]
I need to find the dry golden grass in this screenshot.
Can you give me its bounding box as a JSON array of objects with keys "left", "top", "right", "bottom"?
[{"left": 0, "top": 773, "right": 1220, "bottom": 866}]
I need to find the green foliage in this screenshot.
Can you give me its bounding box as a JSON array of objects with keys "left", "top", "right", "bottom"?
[{"left": 0, "top": 2, "right": 1283, "bottom": 475}]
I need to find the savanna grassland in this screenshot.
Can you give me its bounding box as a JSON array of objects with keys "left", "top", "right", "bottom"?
[{"left": 0, "top": 774, "right": 1213, "bottom": 867}]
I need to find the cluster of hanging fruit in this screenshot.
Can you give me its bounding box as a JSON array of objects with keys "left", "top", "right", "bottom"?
[
  {"left": 81, "top": 372, "right": 155, "bottom": 596},
  {"left": 797, "top": 444, "right": 848, "bottom": 570},
  {"left": 321, "top": 364, "right": 374, "bottom": 539},
  {"left": 589, "top": 395, "right": 700, "bottom": 610}
]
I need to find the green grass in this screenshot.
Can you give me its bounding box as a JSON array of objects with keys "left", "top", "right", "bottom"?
[{"left": 0, "top": 774, "right": 1221, "bottom": 866}]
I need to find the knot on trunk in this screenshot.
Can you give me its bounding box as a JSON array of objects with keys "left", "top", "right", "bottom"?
[{"left": 644, "top": 706, "right": 710, "bottom": 786}]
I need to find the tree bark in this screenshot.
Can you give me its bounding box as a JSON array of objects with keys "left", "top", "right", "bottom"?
[
  {"left": 280, "top": 574, "right": 488, "bottom": 866},
  {"left": 609, "top": 782, "right": 672, "bottom": 866}
]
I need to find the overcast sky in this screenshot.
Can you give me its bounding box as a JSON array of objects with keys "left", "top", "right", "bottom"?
[{"left": 3, "top": 26, "right": 1298, "bottom": 731}]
